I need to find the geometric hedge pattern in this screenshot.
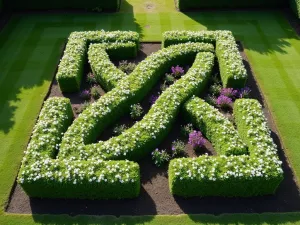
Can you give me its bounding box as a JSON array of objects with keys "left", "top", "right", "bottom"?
[{"left": 17, "top": 30, "right": 283, "bottom": 199}]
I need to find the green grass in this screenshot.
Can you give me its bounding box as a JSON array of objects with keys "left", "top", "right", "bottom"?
[{"left": 1, "top": 0, "right": 300, "bottom": 224}]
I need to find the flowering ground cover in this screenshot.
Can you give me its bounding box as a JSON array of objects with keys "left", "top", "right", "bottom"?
[{"left": 1, "top": 0, "right": 300, "bottom": 224}]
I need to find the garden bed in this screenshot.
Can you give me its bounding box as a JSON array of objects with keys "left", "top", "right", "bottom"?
[{"left": 6, "top": 42, "right": 300, "bottom": 216}]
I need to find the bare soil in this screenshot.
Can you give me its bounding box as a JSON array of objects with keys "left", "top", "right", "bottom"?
[{"left": 6, "top": 42, "right": 300, "bottom": 216}]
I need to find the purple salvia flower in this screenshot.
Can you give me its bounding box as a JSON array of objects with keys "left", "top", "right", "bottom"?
[
  {"left": 238, "top": 87, "right": 251, "bottom": 98},
  {"left": 220, "top": 88, "right": 238, "bottom": 98},
  {"left": 171, "top": 65, "right": 184, "bottom": 77},
  {"left": 216, "top": 95, "right": 232, "bottom": 109},
  {"left": 80, "top": 89, "right": 90, "bottom": 100},
  {"left": 188, "top": 131, "right": 206, "bottom": 149}
]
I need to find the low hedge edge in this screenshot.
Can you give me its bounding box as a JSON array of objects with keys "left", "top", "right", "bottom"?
[
  {"left": 18, "top": 97, "right": 140, "bottom": 199},
  {"left": 168, "top": 97, "right": 283, "bottom": 197}
]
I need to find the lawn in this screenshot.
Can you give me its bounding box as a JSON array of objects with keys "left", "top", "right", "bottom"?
[{"left": 1, "top": 0, "right": 300, "bottom": 224}]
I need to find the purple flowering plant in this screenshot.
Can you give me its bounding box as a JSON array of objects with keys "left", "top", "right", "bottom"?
[
  {"left": 80, "top": 89, "right": 90, "bottom": 100},
  {"left": 188, "top": 131, "right": 206, "bottom": 151},
  {"left": 149, "top": 95, "right": 159, "bottom": 105},
  {"left": 220, "top": 88, "right": 238, "bottom": 98},
  {"left": 216, "top": 95, "right": 232, "bottom": 109},
  {"left": 238, "top": 87, "right": 251, "bottom": 98},
  {"left": 171, "top": 65, "right": 184, "bottom": 78}
]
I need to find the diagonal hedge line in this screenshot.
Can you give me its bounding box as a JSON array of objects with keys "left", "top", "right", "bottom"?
[
  {"left": 56, "top": 31, "right": 139, "bottom": 92},
  {"left": 18, "top": 97, "right": 140, "bottom": 199},
  {"left": 183, "top": 98, "right": 247, "bottom": 156},
  {"left": 18, "top": 42, "right": 215, "bottom": 199},
  {"left": 58, "top": 42, "right": 214, "bottom": 161}
]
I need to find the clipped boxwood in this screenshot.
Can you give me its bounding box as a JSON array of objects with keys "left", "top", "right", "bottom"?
[
  {"left": 183, "top": 98, "right": 247, "bottom": 156},
  {"left": 56, "top": 31, "right": 139, "bottom": 92},
  {"left": 169, "top": 97, "right": 283, "bottom": 197},
  {"left": 163, "top": 30, "right": 247, "bottom": 88},
  {"left": 88, "top": 42, "right": 137, "bottom": 91},
  {"left": 18, "top": 97, "right": 140, "bottom": 199},
  {"left": 58, "top": 43, "right": 215, "bottom": 161}
]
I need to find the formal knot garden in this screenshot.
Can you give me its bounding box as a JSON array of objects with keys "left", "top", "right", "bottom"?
[
  {"left": 2, "top": 0, "right": 300, "bottom": 223},
  {"left": 15, "top": 29, "right": 284, "bottom": 203}
]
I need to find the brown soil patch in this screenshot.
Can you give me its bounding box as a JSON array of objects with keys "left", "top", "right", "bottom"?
[{"left": 6, "top": 42, "right": 300, "bottom": 216}]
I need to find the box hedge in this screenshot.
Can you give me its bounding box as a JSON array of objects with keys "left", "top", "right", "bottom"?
[
  {"left": 56, "top": 31, "right": 139, "bottom": 92},
  {"left": 88, "top": 42, "right": 137, "bottom": 91},
  {"left": 290, "top": 0, "right": 300, "bottom": 19},
  {"left": 183, "top": 98, "right": 247, "bottom": 156},
  {"left": 163, "top": 30, "right": 247, "bottom": 88},
  {"left": 169, "top": 98, "right": 283, "bottom": 197},
  {"left": 18, "top": 97, "right": 140, "bottom": 199},
  {"left": 59, "top": 43, "right": 215, "bottom": 161}
]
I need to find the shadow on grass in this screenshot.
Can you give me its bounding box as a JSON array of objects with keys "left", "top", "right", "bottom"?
[
  {"left": 180, "top": 9, "right": 299, "bottom": 55},
  {"left": 0, "top": 0, "right": 144, "bottom": 134}
]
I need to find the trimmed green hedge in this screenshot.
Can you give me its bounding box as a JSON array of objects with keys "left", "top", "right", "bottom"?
[
  {"left": 175, "top": 0, "right": 287, "bottom": 11},
  {"left": 56, "top": 31, "right": 139, "bottom": 93},
  {"left": 88, "top": 42, "right": 137, "bottom": 91},
  {"left": 18, "top": 97, "right": 140, "bottom": 199},
  {"left": 163, "top": 30, "right": 247, "bottom": 88},
  {"left": 169, "top": 97, "right": 283, "bottom": 197},
  {"left": 183, "top": 98, "right": 247, "bottom": 156},
  {"left": 4, "top": 0, "right": 121, "bottom": 11},
  {"left": 59, "top": 43, "right": 215, "bottom": 161},
  {"left": 290, "top": 0, "right": 300, "bottom": 19}
]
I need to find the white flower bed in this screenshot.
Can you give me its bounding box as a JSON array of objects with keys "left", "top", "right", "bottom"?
[{"left": 56, "top": 31, "right": 139, "bottom": 92}]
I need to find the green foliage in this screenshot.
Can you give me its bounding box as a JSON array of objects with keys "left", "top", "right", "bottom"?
[
  {"left": 160, "top": 82, "right": 168, "bottom": 92},
  {"left": 175, "top": 0, "right": 287, "bottom": 11},
  {"left": 59, "top": 43, "right": 215, "bottom": 162},
  {"left": 152, "top": 149, "right": 170, "bottom": 167},
  {"left": 163, "top": 30, "right": 247, "bottom": 88},
  {"left": 164, "top": 73, "right": 176, "bottom": 85},
  {"left": 209, "top": 83, "right": 222, "bottom": 96},
  {"left": 171, "top": 140, "right": 186, "bottom": 157},
  {"left": 169, "top": 98, "right": 283, "bottom": 197},
  {"left": 118, "top": 60, "right": 136, "bottom": 74},
  {"left": 184, "top": 97, "right": 247, "bottom": 156},
  {"left": 87, "top": 72, "right": 97, "bottom": 84},
  {"left": 181, "top": 123, "right": 194, "bottom": 138},
  {"left": 113, "top": 124, "right": 128, "bottom": 136},
  {"left": 56, "top": 31, "right": 139, "bottom": 92},
  {"left": 205, "top": 95, "right": 217, "bottom": 106},
  {"left": 130, "top": 103, "right": 144, "bottom": 120},
  {"left": 18, "top": 97, "right": 140, "bottom": 199},
  {"left": 91, "top": 86, "right": 100, "bottom": 99},
  {"left": 88, "top": 42, "right": 137, "bottom": 91},
  {"left": 4, "top": 0, "right": 121, "bottom": 11}
]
